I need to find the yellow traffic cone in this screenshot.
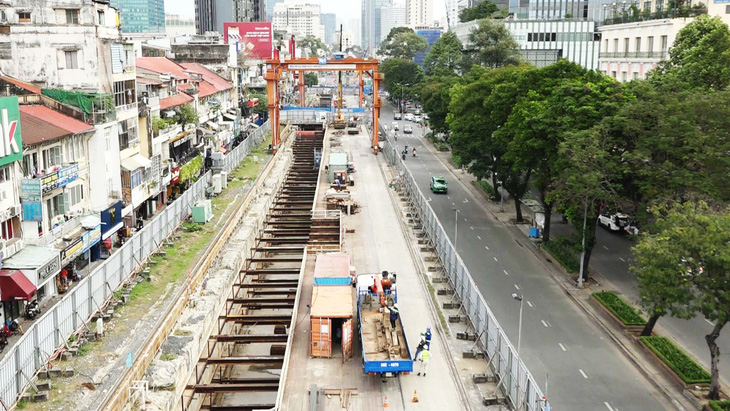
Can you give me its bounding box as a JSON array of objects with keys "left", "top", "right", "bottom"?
[{"left": 412, "top": 390, "right": 419, "bottom": 403}]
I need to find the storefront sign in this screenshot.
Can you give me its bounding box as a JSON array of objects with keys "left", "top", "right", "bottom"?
[
  {"left": 38, "top": 255, "right": 61, "bottom": 281},
  {"left": 20, "top": 179, "right": 42, "bottom": 222},
  {"left": 83, "top": 224, "right": 101, "bottom": 252},
  {"left": 101, "top": 201, "right": 123, "bottom": 240},
  {"left": 41, "top": 164, "right": 78, "bottom": 194},
  {"left": 61, "top": 237, "right": 83, "bottom": 262},
  {"left": 170, "top": 166, "right": 181, "bottom": 185},
  {"left": 0, "top": 97, "right": 23, "bottom": 167},
  {"left": 172, "top": 134, "right": 191, "bottom": 148}
]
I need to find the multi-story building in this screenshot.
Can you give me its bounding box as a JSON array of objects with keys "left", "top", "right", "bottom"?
[
  {"left": 267, "top": 0, "right": 285, "bottom": 21},
  {"left": 453, "top": 19, "right": 601, "bottom": 69},
  {"left": 273, "top": 1, "right": 326, "bottom": 42},
  {"left": 334, "top": 30, "right": 356, "bottom": 50},
  {"left": 414, "top": 28, "right": 442, "bottom": 66},
  {"left": 111, "top": 0, "right": 165, "bottom": 33},
  {"left": 407, "top": 0, "right": 434, "bottom": 28},
  {"left": 321, "top": 13, "right": 337, "bottom": 44},
  {"left": 362, "top": 0, "right": 392, "bottom": 53},
  {"left": 196, "top": 0, "right": 267, "bottom": 34},
  {"left": 380, "top": 3, "right": 407, "bottom": 43},
  {"left": 597, "top": 0, "right": 727, "bottom": 81},
  {"left": 166, "top": 13, "right": 197, "bottom": 37},
  {"left": 346, "top": 18, "right": 362, "bottom": 47}
]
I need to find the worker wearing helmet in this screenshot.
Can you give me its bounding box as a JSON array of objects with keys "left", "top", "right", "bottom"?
[
  {"left": 424, "top": 326, "right": 432, "bottom": 344},
  {"left": 387, "top": 303, "right": 399, "bottom": 329}
]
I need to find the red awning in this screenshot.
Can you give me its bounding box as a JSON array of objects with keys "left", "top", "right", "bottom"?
[
  {"left": 246, "top": 98, "right": 259, "bottom": 108},
  {"left": 0, "top": 270, "right": 37, "bottom": 301}
]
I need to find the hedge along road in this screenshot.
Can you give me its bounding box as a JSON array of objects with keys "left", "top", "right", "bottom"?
[{"left": 383, "top": 103, "right": 668, "bottom": 410}]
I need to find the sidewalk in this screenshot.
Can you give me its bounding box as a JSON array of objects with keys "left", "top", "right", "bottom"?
[{"left": 422, "top": 138, "right": 700, "bottom": 410}]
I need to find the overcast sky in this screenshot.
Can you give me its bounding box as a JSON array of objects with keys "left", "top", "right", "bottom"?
[{"left": 164, "top": 0, "right": 446, "bottom": 24}]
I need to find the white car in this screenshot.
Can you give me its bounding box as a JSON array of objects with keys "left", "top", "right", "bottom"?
[
  {"left": 404, "top": 113, "right": 414, "bottom": 121},
  {"left": 413, "top": 115, "right": 422, "bottom": 123},
  {"left": 598, "top": 209, "right": 630, "bottom": 232}
]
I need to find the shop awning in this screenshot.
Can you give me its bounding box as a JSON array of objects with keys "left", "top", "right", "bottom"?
[
  {"left": 205, "top": 121, "right": 219, "bottom": 130},
  {"left": 222, "top": 112, "right": 237, "bottom": 121},
  {"left": 0, "top": 270, "right": 37, "bottom": 301},
  {"left": 121, "top": 154, "right": 152, "bottom": 171}
]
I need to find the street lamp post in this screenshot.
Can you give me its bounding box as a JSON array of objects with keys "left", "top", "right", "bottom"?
[
  {"left": 512, "top": 292, "right": 524, "bottom": 410},
  {"left": 453, "top": 208, "right": 459, "bottom": 248}
]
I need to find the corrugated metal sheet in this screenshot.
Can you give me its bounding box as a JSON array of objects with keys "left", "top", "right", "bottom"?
[
  {"left": 314, "top": 253, "right": 350, "bottom": 278},
  {"left": 311, "top": 286, "right": 353, "bottom": 318},
  {"left": 160, "top": 93, "right": 193, "bottom": 110},
  {"left": 111, "top": 44, "right": 124, "bottom": 74},
  {"left": 313, "top": 277, "right": 351, "bottom": 286},
  {"left": 18, "top": 106, "right": 94, "bottom": 146}
]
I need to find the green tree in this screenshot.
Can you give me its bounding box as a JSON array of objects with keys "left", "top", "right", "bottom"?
[
  {"left": 298, "top": 35, "right": 329, "bottom": 56},
  {"left": 305, "top": 72, "right": 318, "bottom": 86},
  {"left": 635, "top": 202, "right": 730, "bottom": 400},
  {"left": 380, "top": 58, "right": 424, "bottom": 101},
  {"left": 379, "top": 31, "right": 429, "bottom": 60},
  {"left": 423, "top": 31, "right": 464, "bottom": 76},
  {"left": 459, "top": 1, "right": 499, "bottom": 22},
  {"left": 650, "top": 15, "right": 730, "bottom": 91},
  {"left": 175, "top": 104, "right": 199, "bottom": 130},
  {"left": 466, "top": 19, "right": 521, "bottom": 68},
  {"left": 420, "top": 75, "right": 460, "bottom": 135},
  {"left": 383, "top": 26, "right": 415, "bottom": 42}
]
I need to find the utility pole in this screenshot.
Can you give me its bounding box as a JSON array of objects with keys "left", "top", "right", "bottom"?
[
  {"left": 577, "top": 197, "right": 588, "bottom": 288},
  {"left": 453, "top": 208, "right": 459, "bottom": 248},
  {"left": 512, "top": 292, "right": 524, "bottom": 410}
]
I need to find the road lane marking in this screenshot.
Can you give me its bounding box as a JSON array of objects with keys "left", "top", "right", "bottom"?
[
  {"left": 604, "top": 402, "right": 615, "bottom": 411},
  {"left": 470, "top": 226, "right": 474, "bottom": 230},
  {"left": 559, "top": 343, "right": 567, "bottom": 351},
  {"left": 452, "top": 202, "right": 455, "bottom": 206},
  {"left": 485, "top": 246, "right": 490, "bottom": 250},
  {"left": 463, "top": 198, "right": 469, "bottom": 203},
  {"left": 619, "top": 257, "right": 626, "bottom": 262},
  {"left": 514, "top": 284, "right": 520, "bottom": 290},
  {"left": 580, "top": 369, "right": 588, "bottom": 379},
  {"left": 526, "top": 301, "right": 533, "bottom": 308},
  {"left": 477, "top": 236, "right": 482, "bottom": 240},
  {"left": 447, "top": 196, "right": 451, "bottom": 199},
  {"left": 705, "top": 319, "right": 715, "bottom": 326},
  {"left": 541, "top": 320, "right": 549, "bottom": 328},
  {"left": 603, "top": 245, "right": 609, "bottom": 250},
  {"left": 428, "top": 197, "right": 432, "bottom": 202},
  {"left": 503, "top": 269, "right": 509, "bottom": 276},
  {"left": 493, "top": 256, "right": 498, "bottom": 262},
  {"left": 463, "top": 218, "right": 467, "bottom": 222}
]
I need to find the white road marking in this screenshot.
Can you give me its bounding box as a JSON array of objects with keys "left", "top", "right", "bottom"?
[
  {"left": 559, "top": 343, "right": 567, "bottom": 351},
  {"left": 705, "top": 319, "right": 715, "bottom": 326},
  {"left": 541, "top": 320, "right": 549, "bottom": 328},
  {"left": 477, "top": 236, "right": 482, "bottom": 240},
  {"left": 447, "top": 196, "right": 451, "bottom": 199},
  {"left": 619, "top": 257, "right": 626, "bottom": 262},
  {"left": 428, "top": 197, "right": 432, "bottom": 202},
  {"left": 463, "top": 198, "right": 469, "bottom": 203},
  {"left": 605, "top": 402, "right": 615, "bottom": 411},
  {"left": 485, "top": 246, "right": 490, "bottom": 250},
  {"left": 514, "top": 284, "right": 520, "bottom": 290},
  {"left": 603, "top": 245, "right": 609, "bottom": 250},
  {"left": 463, "top": 218, "right": 467, "bottom": 222},
  {"left": 503, "top": 269, "right": 509, "bottom": 276},
  {"left": 526, "top": 301, "right": 533, "bottom": 308},
  {"left": 493, "top": 256, "right": 498, "bottom": 262},
  {"left": 452, "top": 202, "right": 455, "bottom": 206},
  {"left": 580, "top": 369, "right": 588, "bottom": 379},
  {"left": 470, "top": 226, "right": 474, "bottom": 230}
]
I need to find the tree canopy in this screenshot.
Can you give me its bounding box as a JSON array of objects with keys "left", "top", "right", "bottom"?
[
  {"left": 298, "top": 35, "right": 329, "bottom": 57},
  {"left": 379, "top": 30, "right": 429, "bottom": 60},
  {"left": 466, "top": 19, "right": 521, "bottom": 68},
  {"left": 380, "top": 58, "right": 424, "bottom": 101},
  {"left": 304, "top": 72, "right": 318, "bottom": 87},
  {"left": 423, "top": 31, "right": 464, "bottom": 76},
  {"left": 459, "top": 1, "right": 499, "bottom": 22}
]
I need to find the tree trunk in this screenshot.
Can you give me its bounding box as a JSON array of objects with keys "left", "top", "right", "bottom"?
[
  {"left": 641, "top": 313, "right": 661, "bottom": 337},
  {"left": 706, "top": 320, "right": 726, "bottom": 400},
  {"left": 514, "top": 197, "right": 523, "bottom": 222},
  {"left": 580, "top": 204, "right": 600, "bottom": 278},
  {"left": 491, "top": 173, "right": 501, "bottom": 201},
  {"left": 540, "top": 190, "right": 553, "bottom": 242}
]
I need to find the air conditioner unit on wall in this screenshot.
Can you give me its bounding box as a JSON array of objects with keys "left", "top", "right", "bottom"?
[{"left": 12, "top": 205, "right": 21, "bottom": 216}]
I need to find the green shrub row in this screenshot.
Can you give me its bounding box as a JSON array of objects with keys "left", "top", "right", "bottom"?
[
  {"left": 541, "top": 239, "right": 580, "bottom": 273},
  {"left": 641, "top": 336, "right": 711, "bottom": 384},
  {"left": 475, "top": 180, "right": 497, "bottom": 199},
  {"left": 592, "top": 291, "right": 647, "bottom": 326},
  {"left": 709, "top": 400, "right": 730, "bottom": 410}
]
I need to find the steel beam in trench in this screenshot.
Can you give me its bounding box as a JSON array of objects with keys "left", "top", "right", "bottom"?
[
  {"left": 245, "top": 268, "right": 302, "bottom": 275},
  {"left": 201, "top": 405, "right": 275, "bottom": 411},
  {"left": 187, "top": 383, "right": 280, "bottom": 393},
  {"left": 198, "top": 355, "right": 285, "bottom": 364},
  {"left": 210, "top": 334, "right": 289, "bottom": 343},
  {"left": 219, "top": 315, "right": 292, "bottom": 325},
  {"left": 227, "top": 297, "right": 295, "bottom": 304},
  {"left": 248, "top": 257, "right": 305, "bottom": 263},
  {"left": 237, "top": 282, "right": 299, "bottom": 288}
]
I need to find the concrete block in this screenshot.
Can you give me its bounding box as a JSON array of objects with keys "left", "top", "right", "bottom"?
[
  {"left": 418, "top": 239, "right": 428, "bottom": 245},
  {"left": 427, "top": 266, "right": 441, "bottom": 272},
  {"left": 31, "top": 392, "right": 48, "bottom": 402},
  {"left": 467, "top": 333, "right": 477, "bottom": 341},
  {"left": 475, "top": 351, "right": 486, "bottom": 360},
  {"left": 449, "top": 315, "right": 462, "bottom": 323},
  {"left": 270, "top": 345, "right": 286, "bottom": 356},
  {"left": 442, "top": 302, "right": 460, "bottom": 309},
  {"left": 456, "top": 332, "right": 468, "bottom": 340},
  {"left": 35, "top": 381, "right": 51, "bottom": 391},
  {"left": 431, "top": 276, "right": 447, "bottom": 283},
  {"left": 443, "top": 288, "right": 455, "bottom": 295},
  {"left": 61, "top": 352, "right": 72, "bottom": 361},
  {"left": 437, "top": 289, "right": 447, "bottom": 295},
  {"left": 424, "top": 257, "right": 438, "bottom": 262},
  {"left": 142, "top": 268, "right": 151, "bottom": 275},
  {"left": 153, "top": 251, "right": 166, "bottom": 257},
  {"left": 472, "top": 374, "right": 489, "bottom": 384},
  {"left": 462, "top": 350, "right": 476, "bottom": 359},
  {"left": 20, "top": 393, "right": 31, "bottom": 403},
  {"left": 148, "top": 260, "right": 158, "bottom": 266},
  {"left": 37, "top": 371, "right": 48, "bottom": 379},
  {"left": 63, "top": 368, "right": 74, "bottom": 377},
  {"left": 274, "top": 325, "right": 287, "bottom": 335},
  {"left": 48, "top": 369, "right": 62, "bottom": 378},
  {"left": 121, "top": 294, "right": 130, "bottom": 304}
]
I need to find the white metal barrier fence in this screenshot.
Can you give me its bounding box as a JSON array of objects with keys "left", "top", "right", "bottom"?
[
  {"left": 0, "top": 120, "right": 270, "bottom": 408},
  {"left": 380, "top": 129, "right": 549, "bottom": 411}
]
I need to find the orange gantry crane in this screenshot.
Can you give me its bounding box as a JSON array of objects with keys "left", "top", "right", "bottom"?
[{"left": 264, "top": 56, "right": 383, "bottom": 154}]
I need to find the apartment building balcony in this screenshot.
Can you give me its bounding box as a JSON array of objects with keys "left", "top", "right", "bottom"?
[
  {"left": 602, "top": 6, "right": 706, "bottom": 26},
  {"left": 599, "top": 51, "right": 668, "bottom": 60}
]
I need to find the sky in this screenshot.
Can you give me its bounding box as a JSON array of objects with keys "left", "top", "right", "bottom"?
[{"left": 164, "top": 0, "right": 446, "bottom": 25}]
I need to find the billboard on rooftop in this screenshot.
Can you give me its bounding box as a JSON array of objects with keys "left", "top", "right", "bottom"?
[{"left": 224, "top": 22, "right": 273, "bottom": 60}]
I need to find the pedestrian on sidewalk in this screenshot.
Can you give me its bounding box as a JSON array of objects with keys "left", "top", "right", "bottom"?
[
  {"left": 413, "top": 332, "right": 430, "bottom": 360},
  {"left": 386, "top": 304, "right": 399, "bottom": 329},
  {"left": 417, "top": 348, "right": 430, "bottom": 376}
]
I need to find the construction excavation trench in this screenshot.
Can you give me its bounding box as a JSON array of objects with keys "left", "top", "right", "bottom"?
[{"left": 181, "top": 128, "right": 336, "bottom": 410}]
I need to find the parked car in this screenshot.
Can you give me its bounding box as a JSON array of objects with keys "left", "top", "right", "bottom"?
[
  {"left": 403, "top": 125, "right": 413, "bottom": 134},
  {"left": 392, "top": 122, "right": 399, "bottom": 131},
  {"left": 404, "top": 113, "right": 414, "bottom": 121},
  {"left": 413, "top": 115, "right": 422, "bottom": 123},
  {"left": 430, "top": 176, "right": 448, "bottom": 194},
  {"left": 598, "top": 208, "right": 631, "bottom": 232},
  {"left": 394, "top": 112, "right": 402, "bottom": 120},
  {"left": 414, "top": 109, "right": 421, "bottom": 115}
]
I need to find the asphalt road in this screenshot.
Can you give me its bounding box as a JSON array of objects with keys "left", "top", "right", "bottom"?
[{"left": 382, "top": 104, "right": 667, "bottom": 410}]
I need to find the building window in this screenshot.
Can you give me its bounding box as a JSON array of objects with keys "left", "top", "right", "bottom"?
[
  {"left": 656, "top": 0, "right": 664, "bottom": 11},
  {"left": 1, "top": 219, "right": 13, "bottom": 240},
  {"left": 624, "top": 38, "right": 630, "bottom": 53},
  {"left": 130, "top": 168, "right": 143, "bottom": 189},
  {"left": 66, "top": 9, "right": 79, "bottom": 24},
  {"left": 0, "top": 165, "right": 10, "bottom": 183},
  {"left": 65, "top": 135, "right": 84, "bottom": 162},
  {"left": 648, "top": 36, "right": 654, "bottom": 57},
  {"left": 18, "top": 12, "right": 31, "bottom": 23},
  {"left": 611, "top": 71, "right": 617, "bottom": 78},
  {"left": 644, "top": 1, "right": 651, "bottom": 12},
  {"left": 22, "top": 152, "right": 39, "bottom": 177},
  {"left": 635, "top": 37, "right": 641, "bottom": 53},
  {"left": 47, "top": 194, "right": 68, "bottom": 221},
  {"left": 660, "top": 35, "right": 668, "bottom": 53},
  {"left": 97, "top": 10, "right": 104, "bottom": 25},
  {"left": 622, "top": 71, "right": 628, "bottom": 82},
  {"left": 118, "top": 119, "right": 138, "bottom": 150},
  {"left": 65, "top": 51, "right": 79, "bottom": 69},
  {"left": 113, "top": 80, "right": 135, "bottom": 107},
  {"left": 613, "top": 38, "right": 619, "bottom": 52},
  {"left": 42, "top": 146, "right": 62, "bottom": 170},
  {"left": 633, "top": 72, "right": 639, "bottom": 80},
  {"left": 68, "top": 184, "right": 83, "bottom": 207}
]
